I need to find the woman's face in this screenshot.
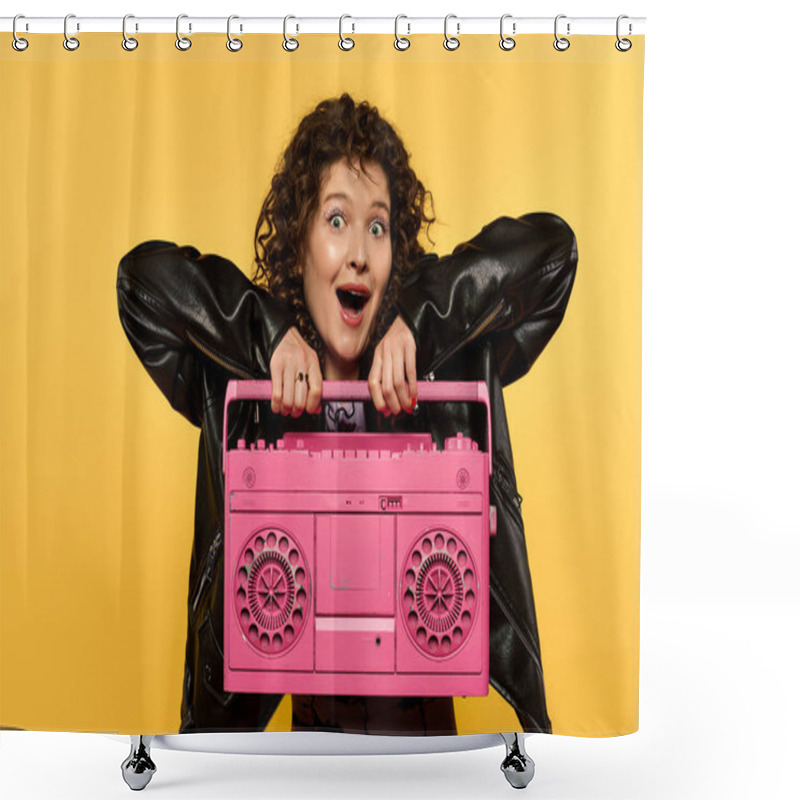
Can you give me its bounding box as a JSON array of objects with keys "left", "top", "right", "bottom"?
[{"left": 302, "top": 158, "right": 392, "bottom": 380}]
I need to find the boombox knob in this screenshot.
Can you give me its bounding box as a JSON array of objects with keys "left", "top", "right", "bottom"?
[{"left": 444, "top": 432, "right": 474, "bottom": 451}]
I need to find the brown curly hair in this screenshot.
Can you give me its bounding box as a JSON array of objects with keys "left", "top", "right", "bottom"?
[{"left": 253, "top": 93, "right": 434, "bottom": 373}]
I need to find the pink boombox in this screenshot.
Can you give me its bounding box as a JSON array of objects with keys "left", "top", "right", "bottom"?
[{"left": 222, "top": 381, "right": 496, "bottom": 697}]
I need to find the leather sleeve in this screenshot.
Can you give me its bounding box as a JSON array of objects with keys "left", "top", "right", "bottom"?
[
  {"left": 117, "top": 240, "right": 295, "bottom": 427},
  {"left": 396, "top": 213, "right": 578, "bottom": 386}
]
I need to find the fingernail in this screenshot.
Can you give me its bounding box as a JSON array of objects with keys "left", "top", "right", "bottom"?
[{"left": 411, "top": 396, "right": 417, "bottom": 409}]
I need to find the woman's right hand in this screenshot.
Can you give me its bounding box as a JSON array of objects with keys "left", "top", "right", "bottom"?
[{"left": 269, "top": 326, "right": 323, "bottom": 416}]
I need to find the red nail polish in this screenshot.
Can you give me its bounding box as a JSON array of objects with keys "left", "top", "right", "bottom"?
[{"left": 411, "top": 396, "right": 417, "bottom": 409}]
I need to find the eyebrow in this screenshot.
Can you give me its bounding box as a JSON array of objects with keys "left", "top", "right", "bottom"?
[{"left": 322, "top": 192, "right": 390, "bottom": 214}]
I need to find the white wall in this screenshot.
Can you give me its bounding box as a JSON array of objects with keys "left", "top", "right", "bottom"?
[{"left": 1, "top": 2, "right": 797, "bottom": 798}]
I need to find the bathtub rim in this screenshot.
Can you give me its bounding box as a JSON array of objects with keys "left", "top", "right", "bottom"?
[{"left": 105, "top": 731, "right": 517, "bottom": 756}]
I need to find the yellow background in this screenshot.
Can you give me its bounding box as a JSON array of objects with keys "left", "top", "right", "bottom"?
[{"left": 0, "top": 34, "right": 643, "bottom": 736}]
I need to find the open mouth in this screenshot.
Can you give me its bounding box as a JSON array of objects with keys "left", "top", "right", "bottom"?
[{"left": 336, "top": 287, "right": 370, "bottom": 317}]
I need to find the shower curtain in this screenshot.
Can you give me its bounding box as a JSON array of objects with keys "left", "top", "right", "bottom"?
[{"left": 0, "top": 29, "right": 643, "bottom": 738}]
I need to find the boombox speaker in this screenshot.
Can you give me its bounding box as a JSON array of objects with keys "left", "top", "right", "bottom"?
[{"left": 222, "top": 381, "right": 496, "bottom": 697}]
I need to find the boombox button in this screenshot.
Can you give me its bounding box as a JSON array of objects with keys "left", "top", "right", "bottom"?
[
  {"left": 256, "top": 439, "right": 266, "bottom": 450},
  {"left": 489, "top": 505, "right": 497, "bottom": 536},
  {"left": 237, "top": 439, "right": 246, "bottom": 449}
]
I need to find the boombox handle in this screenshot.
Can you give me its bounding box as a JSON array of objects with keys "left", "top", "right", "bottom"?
[{"left": 222, "top": 380, "right": 492, "bottom": 475}]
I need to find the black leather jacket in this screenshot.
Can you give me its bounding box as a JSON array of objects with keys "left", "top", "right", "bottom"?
[{"left": 117, "top": 212, "right": 577, "bottom": 734}]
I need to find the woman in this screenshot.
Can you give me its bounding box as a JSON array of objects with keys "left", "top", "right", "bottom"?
[{"left": 117, "top": 94, "right": 577, "bottom": 735}]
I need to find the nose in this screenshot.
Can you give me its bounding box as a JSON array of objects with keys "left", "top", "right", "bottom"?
[{"left": 348, "top": 231, "right": 368, "bottom": 274}]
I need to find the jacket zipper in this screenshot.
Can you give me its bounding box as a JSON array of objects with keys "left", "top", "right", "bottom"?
[
  {"left": 186, "top": 330, "right": 255, "bottom": 380},
  {"left": 489, "top": 456, "right": 540, "bottom": 670},
  {"left": 493, "top": 458, "right": 523, "bottom": 511},
  {"left": 184, "top": 332, "right": 251, "bottom": 617},
  {"left": 191, "top": 529, "right": 223, "bottom": 615},
  {"left": 424, "top": 299, "right": 504, "bottom": 381}
]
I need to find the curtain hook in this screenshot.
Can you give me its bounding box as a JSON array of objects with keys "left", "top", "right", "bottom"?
[
  {"left": 499, "top": 14, "right": 515, "bottom": 51},
  {"left": 339, "top": 14, "right": 355, "bottom": 51},
  {"left": 227, "top": 15, "right": 243, "bottom": 52},
  {"left": 616, "top": 14, "right": 632, "bottom": 51},
  {"left": 283, "top": 15, "right": 299, "bottom": 51},
  {"left": 394, "top": 15, "right": 410, "bottom": 51},
  {"left": 443, "top": 14, "right": 460, "bottom": 51},
  {"left": 176, "top": 14, "right": 192, "bottom": 51},
  {"left": 553, "top": 14, "right": 570, "bottom": 51},
  {"left": 12, "top": 14, "right": 29, "bottom": 52},
  {"left": 63, "top": 13, "right": 80, "bottom": 51},
  {"left": 122, "top": 14, "right": 138, "bottom": 51}
]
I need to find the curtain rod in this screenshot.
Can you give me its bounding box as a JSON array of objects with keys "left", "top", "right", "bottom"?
[{"left": 1, "top": 16, "right": 646, "bottom": 37}]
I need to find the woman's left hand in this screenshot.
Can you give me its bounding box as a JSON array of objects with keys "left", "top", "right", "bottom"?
[{"left": 368, "top": 316, "right": 417, "bottom": 415}]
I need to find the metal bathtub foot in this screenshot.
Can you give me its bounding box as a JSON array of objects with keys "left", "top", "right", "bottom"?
[
  {"left": 500, "top": 732, "right": 535, "bottom": 789},
  {"left": 121, "top": 735, "right": 156, "bottom": 791}
]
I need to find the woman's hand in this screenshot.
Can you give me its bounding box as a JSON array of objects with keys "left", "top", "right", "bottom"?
[
  {"left": 269, "top": 326, "right": 323, "bottom": 416},
  {"left": 368, "top": 316, "right": 418, "bottom": 415}
]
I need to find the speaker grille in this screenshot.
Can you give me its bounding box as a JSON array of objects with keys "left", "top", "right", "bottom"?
[
  {"left": 401, "top": 530, "right": 477, "bottom": 658},
  {"left": 234, "top": 528, "right": 309, "bottom": 655}
]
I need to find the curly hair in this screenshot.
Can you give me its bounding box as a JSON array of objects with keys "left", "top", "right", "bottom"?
[{"left": 253, "top": 93, "right": 434, "bottom": 373}]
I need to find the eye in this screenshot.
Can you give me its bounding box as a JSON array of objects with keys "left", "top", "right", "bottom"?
[
  {"left": 370, "top": 219, "right": 387, "bottom": 237},
  {"left": 329, "top": 213, "right": 345, "bottom": 230}
]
